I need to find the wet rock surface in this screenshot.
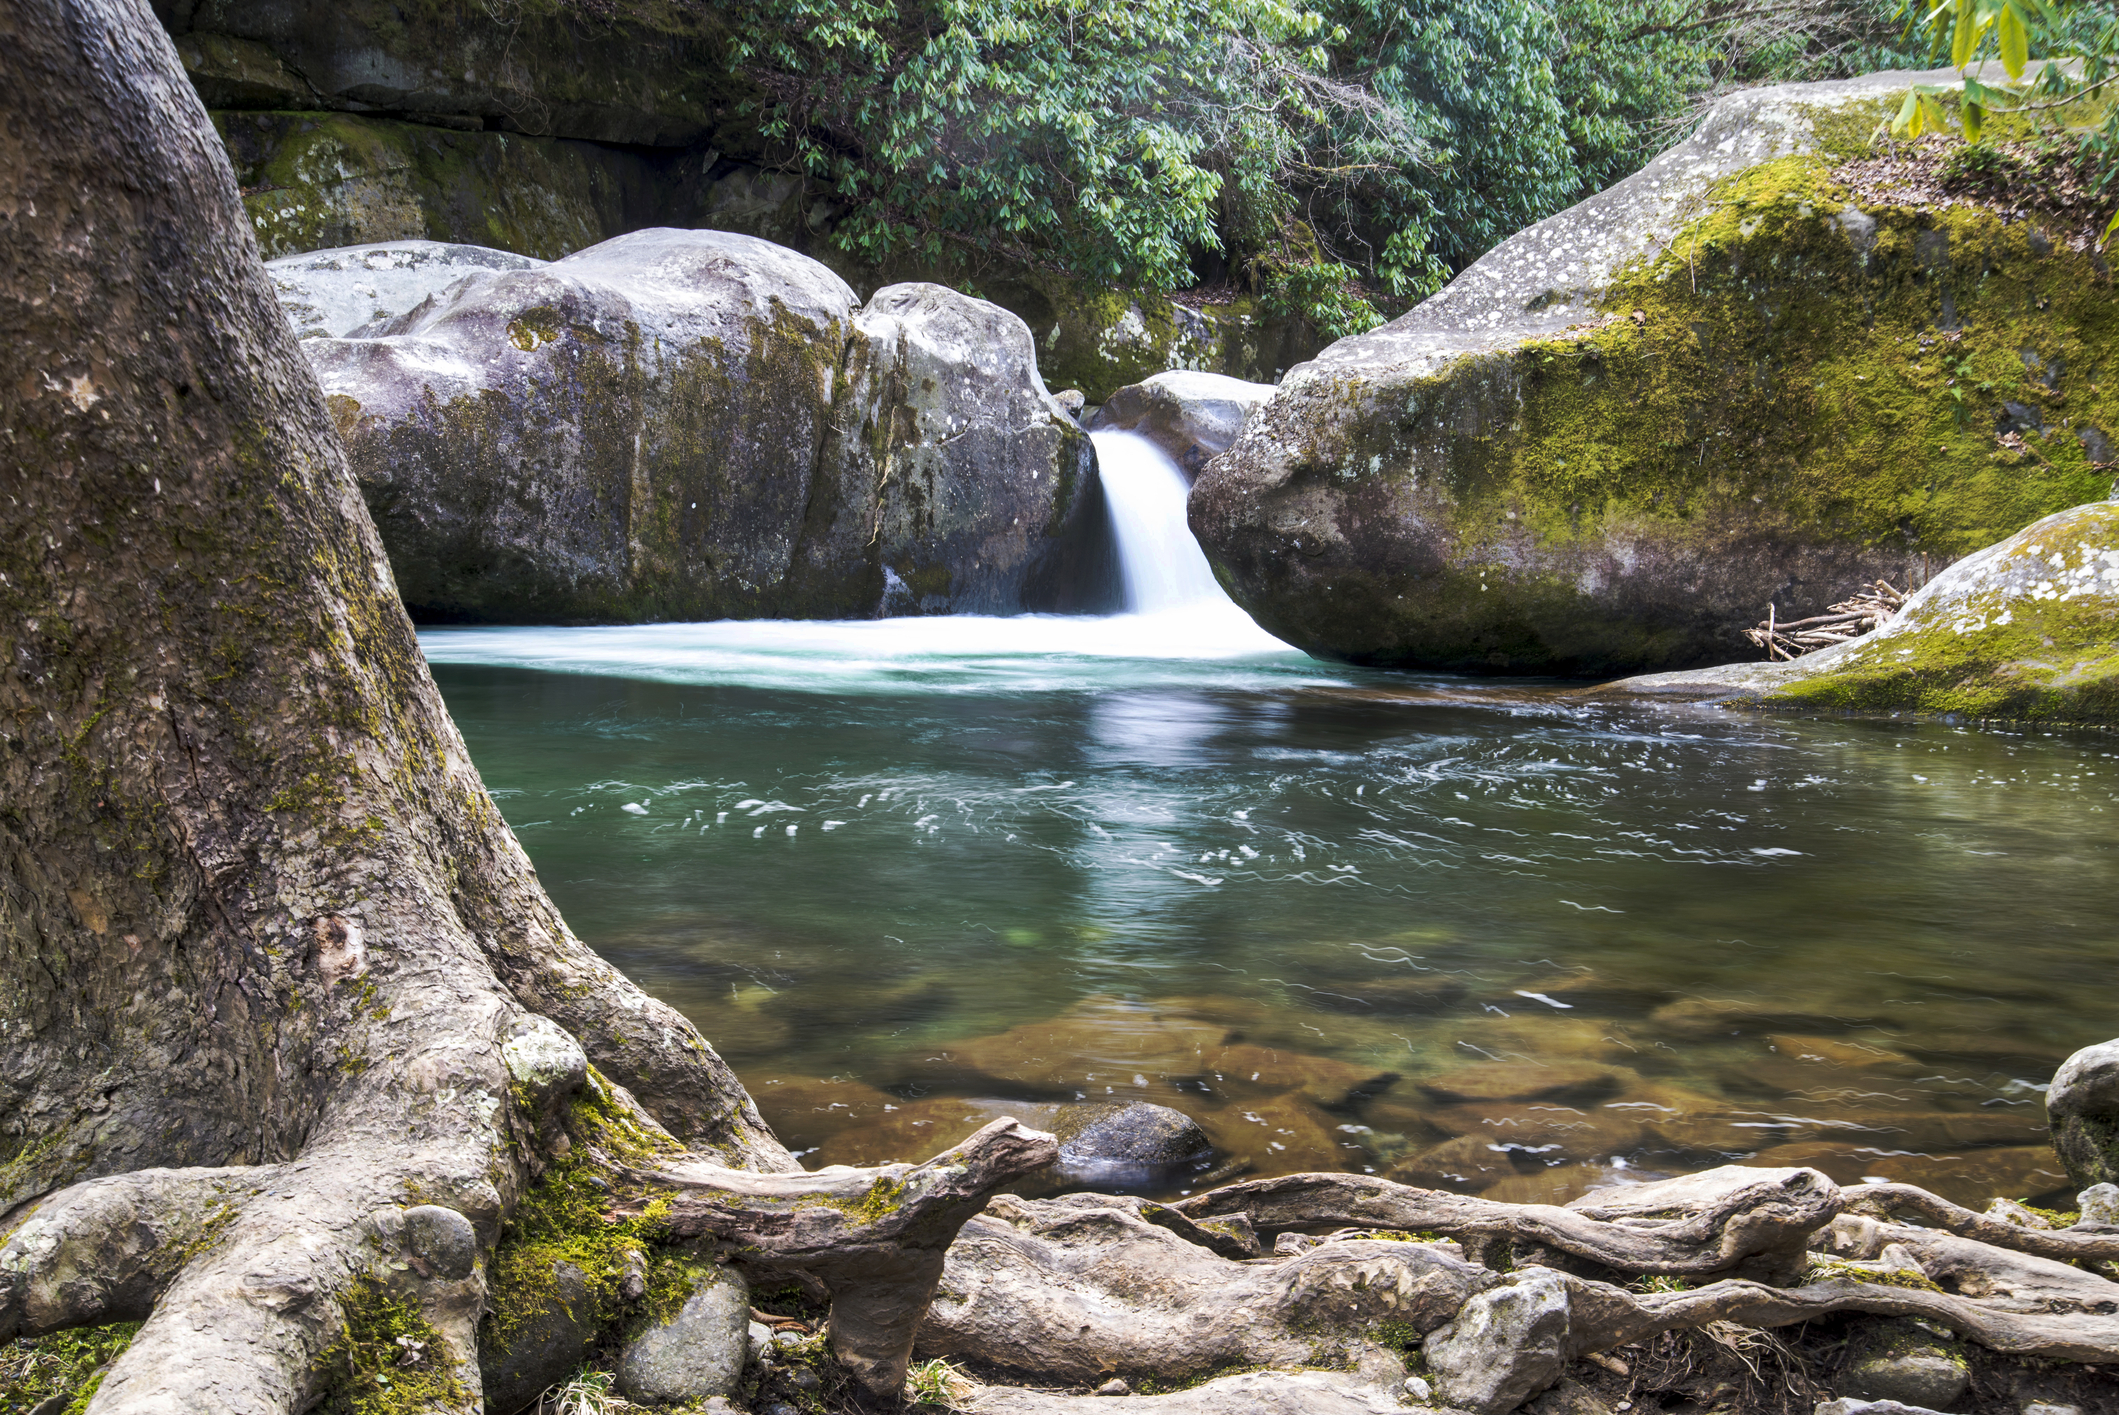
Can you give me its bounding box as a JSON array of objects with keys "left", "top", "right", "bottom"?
[
  {"left": 292, "top": 230, "right": 1112, "bottom": 623},
  {"left": 1193, "top": 66, "right": 2119, "bottom": 676},
  {"left": 1087, "top": 371, "right": 1274, "bottom": 478},
  {"left": 1050, "top": 1101, "right": 1214, "bottom": 1190}
]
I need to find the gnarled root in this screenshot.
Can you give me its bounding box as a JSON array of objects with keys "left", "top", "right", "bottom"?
[
  {"left": 915, "top": 1168, "right": 2119, "bottom": 1413},
  {"left": 916, "top": 1192, "right": 1494, "bottom": 1389},
  {"left": 624, "top": 1117, "right": 1058, "bottom": 1396},
  {"left": 1171, "top": 1163, "right": 1840, "bottom": 1280}
]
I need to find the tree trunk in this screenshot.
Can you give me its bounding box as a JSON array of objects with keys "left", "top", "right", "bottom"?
[{"left": 0, "top": 2, "right": 798, "bottom": 1408}]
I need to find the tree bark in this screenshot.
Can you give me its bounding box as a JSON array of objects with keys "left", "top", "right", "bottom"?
[{"left": 0, "top": 2, "right": 792, "bottom": 1409}]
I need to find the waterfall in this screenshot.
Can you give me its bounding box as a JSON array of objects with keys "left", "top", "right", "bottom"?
[{"left": 1091, "top": 430, "right": 1230, "bottom": 613}]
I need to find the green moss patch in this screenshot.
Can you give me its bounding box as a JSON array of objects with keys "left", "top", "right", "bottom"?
[
  {"left": 482, "top": 1072, "right": 683, "bottom": 1354},
  {"left": 317, "top": 1281, "right": 469, "bottom": 1415},
  {"left": 0, "top": 1322, "right": 140, "bottom": 1415}
]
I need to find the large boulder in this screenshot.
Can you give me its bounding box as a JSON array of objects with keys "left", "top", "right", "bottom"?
[
  {"left": 1606, "top": 498, "right": 2119, "bottom": 723},
  {"left": 1192, "top": 66, "right": 2119, "bottom": 676},
  {"left": 268, "top": 240, "right": 545, "bottom": 340},
  {"left": 1088, "top": 371, "right": 1275, "bottom": 478},
  {"left": 296, "top": 229, "right": 1112, "bottom": 622}
]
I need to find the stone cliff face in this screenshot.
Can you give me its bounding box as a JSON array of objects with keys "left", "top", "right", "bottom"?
[
  {"left": 1192, "top": 66, "right": 2119, "bottom": 677},
  {"left": 288, "top": 232, "right": 1115, "bottom": 623}
]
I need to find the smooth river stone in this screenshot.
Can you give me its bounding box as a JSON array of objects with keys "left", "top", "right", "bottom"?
[
  {"left": 1860, "top": 1146, "right": 2075, "bottom": 1207},
  {"left": 1416, "top": 1061, "right": 1624, "bottom": 1106}
]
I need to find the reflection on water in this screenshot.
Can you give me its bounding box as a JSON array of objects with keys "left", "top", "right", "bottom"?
[{"left": 425, "top": 621, "right": 2119, "bottom": 1208}]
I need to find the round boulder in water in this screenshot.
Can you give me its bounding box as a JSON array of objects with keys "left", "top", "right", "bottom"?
[{"left": 1051, "top": 1102, "right": 1213, "bottom": 1190}]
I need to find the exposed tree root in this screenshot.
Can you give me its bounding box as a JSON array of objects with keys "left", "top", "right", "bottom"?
[
  {"left": 622, "top": 1118, "right": 1058, "bottom": 1396},
  {"left": 1171, "top": 1164, "right": 1841, "bottom": 1280}
]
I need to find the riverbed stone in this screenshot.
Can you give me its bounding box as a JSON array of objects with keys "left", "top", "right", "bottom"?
[
  {"left": 1839, "top": 1320, "right": 1970, "bottom": 1412},
  {"left": 618, "top": 1265, "right": 751, "bottom": 1405},
  {"left": 1191, "top": 65, "right": 2119, "bottom": 677},
  {"left": 298, "top": 230, "right": 1110, "bottom": 623},
  {"left": 1050, "top": 1101, "right": 1214, "bottom": 1189},
  {"left": 2047, "top": 1038, "right": 2119, "bottom": 1188},
  {"left": 479, "top": 1260, "right": 598, "bottom": 1415},
  {"left": 1088, "top": 371, "right": 1275, "bottom": 478}
]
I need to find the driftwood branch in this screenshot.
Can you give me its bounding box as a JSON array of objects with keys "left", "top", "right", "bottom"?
[
  {"left": 619, "top": 1117, "right": 1057, "bottom": 1396},
  {"left": 1171, "top": 1164, "right": 1840, "bottom": 1279},
  {"left": 1744, "top": 579, "right": 1906, "bottom": 658}
]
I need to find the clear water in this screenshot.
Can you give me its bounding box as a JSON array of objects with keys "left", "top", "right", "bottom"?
[{"left": 419, "top": 438, "right": 2119, "bottom": 1208}]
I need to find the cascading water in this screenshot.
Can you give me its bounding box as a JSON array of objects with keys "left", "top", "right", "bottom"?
[
  {"left": 424, "top": 427, "right": 1297, "bottom": 684},
  {"left": 1091, "top": 429, "right": 1227, "bottom": 613}
]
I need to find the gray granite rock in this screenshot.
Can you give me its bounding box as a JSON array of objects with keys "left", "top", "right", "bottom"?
[
  {"left": 1088, "top": 370, "right": 1274, "bottom": 478},
  {"left": 1425, "top": 1268, "right": 1571, "bottom": 1415},
  {"left": 293, "top": 230, "right": 1113, "bottom": 623},
  {"left": 2049, "top": 1039, "right": 2119, "bottom": 1188},
  {"left": 1049, "top": 1101, "right": 1213, "bottom": 1190},
  {"left": 1193, "top": 63, "right": 2109, "bottom": 677},
  {"left": 618, "top": 1265, "right": 751, "bottom": 1405},
  {"left": 267, "top": 241, "right": 545, "bottom": 341}
]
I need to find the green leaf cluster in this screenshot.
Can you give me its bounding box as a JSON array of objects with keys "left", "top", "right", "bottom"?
[
  {"left": 724, "top": 0, "right": 1929, "bottom": 311},
  {"left": 1892, "top": 0, "right": 2119, "bottom": 239}
]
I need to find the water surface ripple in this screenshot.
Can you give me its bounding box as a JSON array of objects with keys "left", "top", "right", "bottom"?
[{"left": 425, "top": 618, "right": 2119, "bottom": 1206}]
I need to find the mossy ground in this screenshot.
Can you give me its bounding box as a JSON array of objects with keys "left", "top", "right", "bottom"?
[
  {"left": 315, "top": 1280, "right": 469, "bottom": 1415},
  {"left": 0, "top": 1323, "right": 139, "bottom": 1415}
]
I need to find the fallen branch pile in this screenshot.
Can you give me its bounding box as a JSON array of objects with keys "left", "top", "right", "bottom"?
[{"left": 1744, "top": 580, "right": 1906, "bottom": 660}]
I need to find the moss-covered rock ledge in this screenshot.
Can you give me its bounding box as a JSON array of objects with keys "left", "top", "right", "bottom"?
[
  {"left": 1192, "top": 65, "right": 2118, "bottom": 676},
  {"left": 1605, "top": 498, "right": 2119, "bottom": 724}
]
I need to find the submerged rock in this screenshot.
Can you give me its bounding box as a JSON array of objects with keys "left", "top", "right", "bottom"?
[
  {"left": 1192, "top": 66, "right": 2118, "bottom": 676},
  {"left": 294, "top": 229, "right": 1113, "bottom": 622},
  {"left": 1606, "top": 499, "right": 2119, "bottom": 724},
  {"left": 1088, "top": 371, "right": 1275, "bottom": 478},
  {"left": 1050, "top": 1101, "right": 1214, "bottom": 1190}
]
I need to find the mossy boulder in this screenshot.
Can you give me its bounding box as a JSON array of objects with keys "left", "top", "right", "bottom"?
[
  {"left": 1192, "top": 66, "right": 2119, "bottom": 676},
  {"left": 1606, "top": 497, "right": 2119, "bottom": 722},
  {"left": 298, "top": 230, "right": 1111, "bottom": 623}
]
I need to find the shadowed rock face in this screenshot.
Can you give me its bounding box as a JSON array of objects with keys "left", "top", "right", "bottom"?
[
  {"left": 1606, "top": 498, "right": 2119, "bottom": 724},
  {"left": 294, "top": 230, "right": 1116, "bottom": 622},
  {"left": 1192, "top": 65, "right": 2119, "bottom": 677}
]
